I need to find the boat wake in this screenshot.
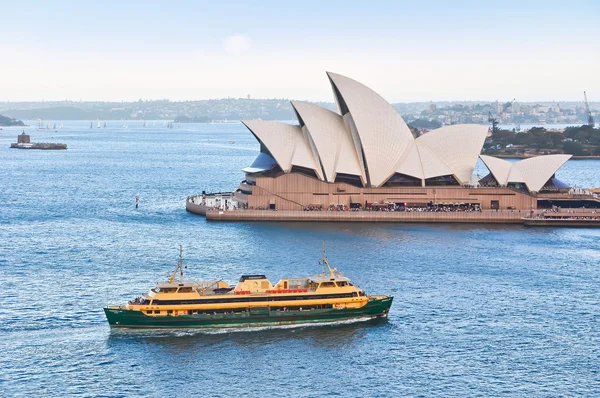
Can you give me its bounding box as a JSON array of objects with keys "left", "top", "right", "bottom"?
[{"left": 109, "top": 316, "right": 382, "bottom": 338}]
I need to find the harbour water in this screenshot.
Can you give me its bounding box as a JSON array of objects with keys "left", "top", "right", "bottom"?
[{"left": 1, "top": 122, "right": 599, "bottom": 396}]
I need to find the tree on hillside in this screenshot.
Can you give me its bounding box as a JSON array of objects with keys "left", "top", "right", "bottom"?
[
  {"left": 564, "top": 125, "right": 597, "bottom": 143},
  {"left": 547, "top": 131, "right": 565, "bottom": 148},
  {"left": 563, "top": 141, "right": 588, "bottom": 156},
  {"left": 491, "top": 129, "right": 515, "bottom": 146}
]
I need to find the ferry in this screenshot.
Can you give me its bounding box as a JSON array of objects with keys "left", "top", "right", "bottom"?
[{"left": 104, "top": 245, "right": 393, "bottom": 329}]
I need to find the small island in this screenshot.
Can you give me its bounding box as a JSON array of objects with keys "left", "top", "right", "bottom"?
[
  {"left": 10, "top": 132, "right": 67, "bottom": 150},
  {"left": 0, "top": 114, "right": 25, "bottom": 127}
]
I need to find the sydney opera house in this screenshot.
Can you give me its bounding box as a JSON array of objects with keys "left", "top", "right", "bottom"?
[{"left": 189, "top": 72, "right": 595, "bottom": 216}]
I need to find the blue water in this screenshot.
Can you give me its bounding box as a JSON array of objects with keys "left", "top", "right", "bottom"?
[{"left": 1, "top": 122, "right": 599, "bottom": 397}]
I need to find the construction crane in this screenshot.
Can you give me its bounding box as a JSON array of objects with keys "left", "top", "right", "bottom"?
[
  {"left": 584, "top": 91, "right": 595, "bottom": 127},
  {"left": 488, "top": 111, "right": 499, "bottom": 134}
]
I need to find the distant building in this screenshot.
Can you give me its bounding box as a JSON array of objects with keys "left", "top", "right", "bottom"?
[
  {"left": 512, "top": 101, "right": 521, "bottom": 113},
  {"left": 495, "top": 101, "right": 502, "bottom": 114},
  {"left": 17, "top": 132, "right": 30, "bottom": 144}
]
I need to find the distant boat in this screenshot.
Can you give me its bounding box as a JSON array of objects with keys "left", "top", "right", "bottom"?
[
  {"left": 97, "top": 120, "right": 101, "bottom": 128},
  {"left": 53, "top": 123, "right": 56, "bottom": 129},
  {"left": 143, "top": 120, "right": 147, "bottom": 128},
  {"left": 37, "top": 119, "right": 50, "bottom": 130},
  {"left": 90, "top": 122, "right": 93, "bottom": 129},
  {"left": 60, "top": 123, "right": 64, "bottom": 129},
  {"left": 103, "top": 122, "right": 107, "bottom": 128},
  {"left": 123, "top": 124, "right": 128, "bottom": 129}
]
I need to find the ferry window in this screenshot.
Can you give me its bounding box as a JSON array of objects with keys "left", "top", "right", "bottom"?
[
  {"left": 320, "top": 282, "right": 335, "bottom": 288},
  {"left": 337, "top": 281, "right": 348, "bottom": 287},
  {"left": 146, "top": 310, "right": 152, "bottom": 314},
  {"left": 167, "top": 310, "right": 173, "bottom": 314},
  {"left": 352, "top": 292, "right": 358, "bottom": 297},
  {"left": 154, "top": 310, "right": 160, "bottom": 314},
  {"left": 348, "top": 283, "right": 354, "bottom": 286}
]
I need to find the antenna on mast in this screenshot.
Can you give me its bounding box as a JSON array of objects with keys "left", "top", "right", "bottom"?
[
  {"left": 321, "top": 240, "right": 337, "bottom": 280},
  {"left": 179, "top": 244, "right": 183, "bottom": 282},
  {"left": 321, "top": 241, "right": 326, "bottom": 275},
  {"left": 168, "top": 245, "right": 184, "bottom": 284}
]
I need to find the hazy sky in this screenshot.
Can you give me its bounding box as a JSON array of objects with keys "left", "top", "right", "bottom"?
[{"left": 1, "top": 0, "right": 598, "bottom": 102}]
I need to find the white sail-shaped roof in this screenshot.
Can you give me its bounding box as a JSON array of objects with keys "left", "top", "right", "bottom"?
[
  {"left": 414, "top": 142, "right": 453, "bottom": 179},
  {"left": 513, "top": 154, "right": 571, "bottom": 192},
  {"left": 336, "top": 121, "right": 367, "bottom": 180},
  {"left": 479, "top": 155, "right": 513, "bottom": 185},
  {"left": 416, "top": 125, "right": 489, "bottom": 184},
  {"left": 241, "top": 120, "right": 320, "bottom": 177},
  {"left": 242, "top": 120, "right": 296, "bottom": 172},
  {"left": 292, "top": 126, "right": 323, "bottom": 179},
  {"left": 480, "top": 154, "right": 571, "bottom": 192},
  {"left": 507, "top": 165, "right": 525, "bottom": 183},
  {"left": 395, "top": 144, "right": 424, "bottom": 180},
  {"left": 291, "top": 101, "right": 362, "bottom": 182},
  {"left": 326, "top": 72, "right": 414, "bottom": 187},
  {"left": 241, "top": 73, "right": 508, "bottom": 189}
]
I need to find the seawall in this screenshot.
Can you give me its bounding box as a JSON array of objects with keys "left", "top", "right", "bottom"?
[{"left": 203, "top": 209, "right": 525, "bottom": 224}]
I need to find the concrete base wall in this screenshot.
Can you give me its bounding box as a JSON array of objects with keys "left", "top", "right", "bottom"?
[{"left": 205, "top": 210, "right": 525, "bottom": 224}]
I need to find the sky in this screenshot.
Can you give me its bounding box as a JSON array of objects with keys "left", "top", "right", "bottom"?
[{"left": 0, "top": 0, "right": 598, "bottom": 102}]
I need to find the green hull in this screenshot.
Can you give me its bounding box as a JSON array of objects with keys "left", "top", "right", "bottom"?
[{"left": 104, "top": 297, "right": 393, "bottom": 329}]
